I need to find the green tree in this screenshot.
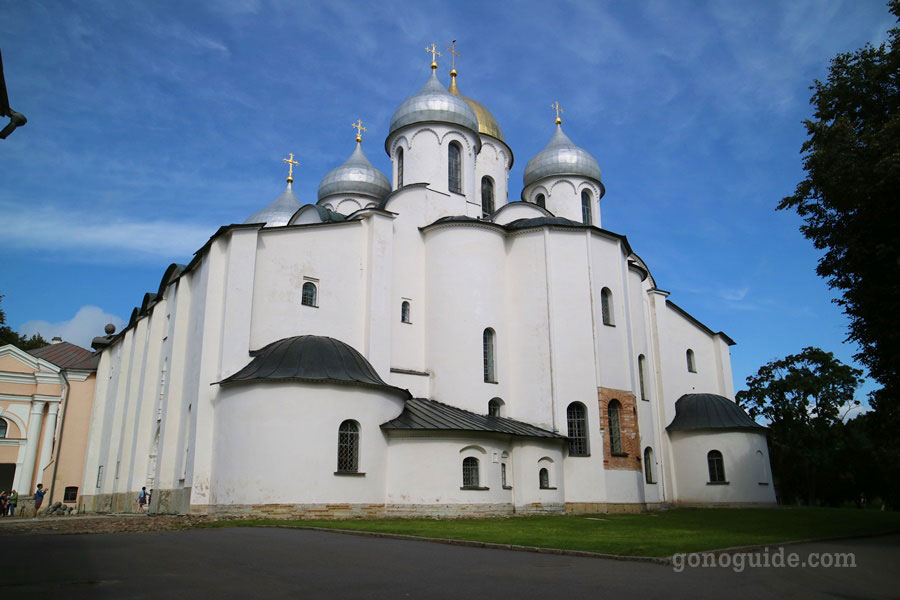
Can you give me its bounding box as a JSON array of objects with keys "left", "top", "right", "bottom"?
[
  {"left": 736, "top": 347, "right": 863, "bottom": 505},
  {"left": 778, "top": 1, "right": 900, "bottom": 406},
  {"left": 0, "top": 294, "right": 48, "bottom": 351}
]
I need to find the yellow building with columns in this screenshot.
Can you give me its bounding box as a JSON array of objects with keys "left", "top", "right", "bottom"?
[{"left": 0, "top": 340, "right": 97, "bottom": 514}]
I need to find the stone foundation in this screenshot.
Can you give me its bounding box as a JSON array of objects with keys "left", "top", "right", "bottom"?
[
  {"left": 78, "top": 495, "right": 664, "bottom": 519},
  {"left": 207, "top": 502, "right": 528, "bottom": 519},
  {"left": 565, "top": 502, "right": 652, "bottom": 514},
  {"left": 80, "top": 487, "right": 192, "bottom": 515}
]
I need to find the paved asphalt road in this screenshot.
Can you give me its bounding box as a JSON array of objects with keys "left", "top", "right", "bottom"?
[{"left": 3, "top": 528, "right": 898, "bottom": 599}]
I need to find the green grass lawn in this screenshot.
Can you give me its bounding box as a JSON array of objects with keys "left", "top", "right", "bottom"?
[{"left": 198, "top": 508, "right": 900, "bottom": 557}]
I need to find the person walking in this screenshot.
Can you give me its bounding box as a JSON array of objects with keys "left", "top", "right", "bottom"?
[
  {"left": 33, "top": 483, "right": 47, "bottom": 519},
  {"left": 137, "top": 487, "right": 148, "bottom": 513},
  {"left": 7, "top": 490, "right": 17, "bottom": 517}
]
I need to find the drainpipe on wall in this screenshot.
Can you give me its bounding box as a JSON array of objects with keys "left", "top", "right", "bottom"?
[{"left": 47, "top": 369, "right": 70, "bottom": 506}]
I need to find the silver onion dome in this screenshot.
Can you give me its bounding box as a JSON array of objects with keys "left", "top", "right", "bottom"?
[
  {"left": 389, "top": 70, "right": 479, "bottom": 137},
  {"left": 317, "top": 142, "right": 391, "bottom": 202},
  {"left": 523, "top": 124, "right": 603, "bottom": 188},
  {"left": 244, "top": 183, "right": 302, "bottom": 227}
]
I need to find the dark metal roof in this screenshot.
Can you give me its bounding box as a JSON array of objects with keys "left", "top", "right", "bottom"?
[
  {"left": 666, "top": 393, "right": 764, "bottom": 432},
  {"left": 505, "top": 216, "right": 585, "bottom": 231},
  {"left": 217, "top": 335, "right": 410, "bottom": 397},
  {"left": 666, "top": 300, "right": 736, "bottom": 346},
  {"left": 382, "top": 397, "right": 565, "bottom": 439},
  {"left": 313, "top": 205, "right": 348, "bottom": 222},
  {"left": 28, "top": 342, "right": 98, "bottom": 371}
]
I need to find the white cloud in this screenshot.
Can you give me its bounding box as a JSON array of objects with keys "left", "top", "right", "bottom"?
[
  {"left": 20, "top": 306, "right": 126, "bottom": 350},
  {"left": 0, "top": 200, "right": 215, "bottom": 263}
]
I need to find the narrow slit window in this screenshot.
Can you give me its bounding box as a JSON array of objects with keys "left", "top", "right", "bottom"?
[
  {"left": 396, "top": 147, "right": 404, "bottom": 188},
  {"left": 581, "top": 190, "right": 592, "bottom": 225},
  {"left": 481, "top": 177, "right": 494, "bottom": 217},
  {"left": 638, "top": 354, "right": 648, "bottom": 401},
  {"left": 566, "top": 403, "right": 588, "bottom": 456},
  {"left": 608, "top": 400, "right": 623, "bottom": 455},
  {"left": 686, "top": 349, "right": 696, "bottom": 373},
  {"left": 0, "top": 418, "right": 7, "bottom": 438},
  {"left": 448, "top": 142, "right": 462, "bottom": 194},
  {"left": 601, "top": 288, "right": 613, "bottom": 326},
  {"left": 337, "top": 420, "right": 360, "bottom": 473},
  {"left": 483, "top": 328, "right": 496, "bottom": 382},
  {"left": 708, "top": 450, "right": 726, "bottom": 483},
  {"left": 401, "top": 301, "right": 411, "bottom": 323},
  {"left": 501, "top": 463, "right": 508, "bottom": 487},
  {"left": 462, "top": 457, "right": 479, "bottom": 487},
  {"left": 302, "top": 281, "right": 318, "bottom": 307},
  {"left": 488, "top": 398, "right": 502, "bottom": 417},
  {"left": 644, "top": 447, "right": 655, "bottom": 484}
]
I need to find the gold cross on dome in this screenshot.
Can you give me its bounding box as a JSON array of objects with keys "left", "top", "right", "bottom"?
[
  {"left": 446, "top": 40, "right": 460, "bottom": 70},
  {"left": 352, "top": 119, "right": 366, "bottom": 143},
  {"left": 551, "top": 101, "right": 563, "bottom": 125},
  {"left": 425, "top": 42, "right": 441, "bottom": 68},
  {"left": 283, "top": 152, "right": 299, "bottom": 183}
]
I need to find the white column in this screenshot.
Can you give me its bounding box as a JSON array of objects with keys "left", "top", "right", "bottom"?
[
  {"left": 17, "top": 400, "right": 46, "bottom": 494},
  {"left": 36, "top": 402, "right": 60, "bottom": 485}
]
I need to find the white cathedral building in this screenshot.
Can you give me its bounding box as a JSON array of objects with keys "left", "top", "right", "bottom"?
[{"left": 80, "top": 55, "right": 776, "bottom": 518}]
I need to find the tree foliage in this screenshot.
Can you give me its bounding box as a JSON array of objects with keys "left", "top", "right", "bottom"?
[
  {"left": 0, "top": 294, "right": 47, "bottom": 351},
  {"left": 778, "top": 1, "right": 900, "bottom": 404},
  {"left": 737, "top": 347, "right": 863, "bottom": 505}
]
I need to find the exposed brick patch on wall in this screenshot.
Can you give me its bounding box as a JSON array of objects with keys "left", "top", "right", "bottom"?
[{"left": 597, "top": 387, "right": 642, "bottom": 471}]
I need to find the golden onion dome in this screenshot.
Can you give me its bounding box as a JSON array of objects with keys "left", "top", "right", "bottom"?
[{"left": 448, "top": 73, "right": 504, "bottom": 142}]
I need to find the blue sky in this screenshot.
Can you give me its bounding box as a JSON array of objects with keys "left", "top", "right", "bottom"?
[{"left": 0, "top": 0, "right": 893, "bottom": 408}]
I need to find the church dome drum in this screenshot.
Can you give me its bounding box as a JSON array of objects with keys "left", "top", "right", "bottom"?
[
  {"left": 317, "top": 142, "right": 391, "bottom": 202},
  {"left": 523, "top": 124, "right": 603, "bottom": 188},
  {"left": 389, "top": 70, "right": 479, "bottom": 137}
]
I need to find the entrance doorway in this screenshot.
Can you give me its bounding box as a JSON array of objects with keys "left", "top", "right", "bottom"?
[{"left": 0, "top": 464, "right": 16, "bottom": 492}]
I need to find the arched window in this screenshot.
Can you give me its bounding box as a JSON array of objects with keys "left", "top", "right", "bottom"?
[
  {"left": 301, "top": 282, "right": 317, "bottom": 307},
  {"left": 336, "top": 420, "right": 359, "bottom": 473},
  {"left": 539, "top": 468, "right": 550, "bottom": 489},
  {"left": 401, "top": 301, "right": 411, "bottom": 323},
  {"left": 581, "top": 190, "right": 592, "bottom": 225},
  {"left": 535, "top": 193, "right": 546, "bottom": 209},
  {"left": 501, "top": 463, "right": 508, "bottom": 487},
  {"left": 566, "top": 402, "right": 588, "bottom": 456},
  {"left": 481, "top": 177, "right": 494, "bottom": 217},
  {"left": 0, "top": 418, "right": 7, "bottom": 438},
  {"left": 707, "top": 450, "right": 726, "bottom": 483},
  {"left": 608, "top": 400, "right": 623, "bottom": 455},
  {"left": 600, "top": 287, "right": 613, "bottom": 326},
  {"left": 644, "top": 447, "right": 655, "bottom": 484},
  {"left": 448, "top": 142, "right": 462, "bottom": 194},
  {"left": 396, "top": 147, "right": 404, "bottom": 188},
  {"left": 488, "top": 398, "right": 503, "bottom": 417},
  {"left": 462, "top": 456, "right": 479, "bottom": 487},
  {"left": 686, "top": 349, "right": 696, "bottom": 372},
  {"left": 483, "top": 328, "right": 496, "bottom": 382},
  {"left": 638, "top": 355, "right": 648, "bottom": 401}
]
